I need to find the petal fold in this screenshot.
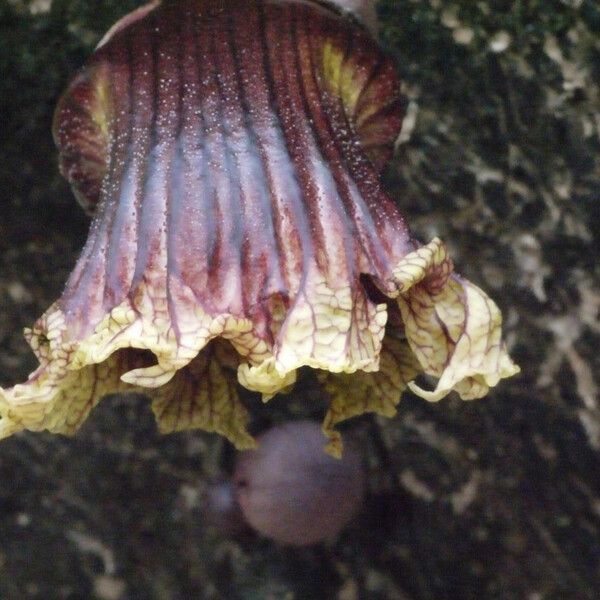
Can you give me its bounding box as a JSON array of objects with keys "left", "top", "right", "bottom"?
[
  {"left": 319, "top": 336, "right": 422, "bottom": 457},
  {"left": 390, "top": 240, "right": 520, "bottom": 403},
  {"left": 240, "top": 279, "right": 388, "bottom": 401},
  {"left": 0, "top": 299, "right": 258, "bottom": 450}
]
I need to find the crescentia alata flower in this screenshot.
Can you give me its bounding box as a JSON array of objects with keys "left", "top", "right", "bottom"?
[{"left": 0, "top": 0, "right": 519, "bottom": 456}]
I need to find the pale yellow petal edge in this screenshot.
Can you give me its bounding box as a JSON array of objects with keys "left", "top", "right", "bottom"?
[
  {"left": 393, "top": 239, "right": 520, "bottom": 403},
  {"left": 0, "top": 238, "right": 519, "bottom": 455}
]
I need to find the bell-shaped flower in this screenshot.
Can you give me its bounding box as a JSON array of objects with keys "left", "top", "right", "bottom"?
[{"left": 0, "top": 0, "right": 518, "bottom": 455}]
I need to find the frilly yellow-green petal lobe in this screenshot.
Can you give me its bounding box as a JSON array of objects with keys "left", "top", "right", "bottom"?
[
  {"left": 239, "top": 279, "right": 389, "bottom": 400},
  {"left": 319, "top": 336, "right": 422, "bottom": 457},
  {"left": 391, "top": 240, "right": 520, "bottom": 403},
  {"left": 0, "top": 300, "right": 257, "bottom": 450},
  {"left": 150, "top": 342, "right": 256, "bottom": 449}
]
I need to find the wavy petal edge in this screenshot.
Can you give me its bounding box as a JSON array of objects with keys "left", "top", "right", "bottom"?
[{"left": 0, "top": 238, "right": 519, "bottom": 455}]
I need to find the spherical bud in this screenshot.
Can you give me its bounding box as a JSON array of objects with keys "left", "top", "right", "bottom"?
[{"left": 233, "top": 421, "right": 366, "bottom": 546}]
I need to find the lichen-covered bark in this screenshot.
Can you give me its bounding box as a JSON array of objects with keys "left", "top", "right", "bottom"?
[{"left": 0, "top": 1, "right": 599, "bottom": 599}]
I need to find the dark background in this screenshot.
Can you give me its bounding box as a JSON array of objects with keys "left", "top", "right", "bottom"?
[{"left": 1, "top": 1, "right": 599, "bottom": 598}]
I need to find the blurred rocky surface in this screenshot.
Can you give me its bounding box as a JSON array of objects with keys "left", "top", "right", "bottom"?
[{"left": 1, "top": 0, "right": 599, "bottom": 598}]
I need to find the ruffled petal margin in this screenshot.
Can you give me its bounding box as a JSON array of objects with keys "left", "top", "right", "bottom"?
[
  {"left": 0, "top": 237, "right": 518, "bottom": 456},
  {"left": 389, "top": 239, "right": 520, "bottom": 404}
]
